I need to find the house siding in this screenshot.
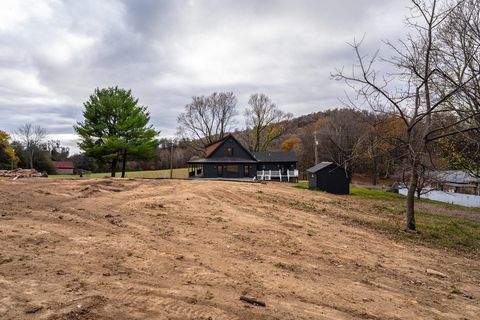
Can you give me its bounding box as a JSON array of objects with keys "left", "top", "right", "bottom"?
[
  {"left": 202, "top": 163, "right": 256, "bottom": 178},
  {"left": 203, "top": 164, "right": 217, "bottom": 178},
  {"left": 308, "top": 172, "right": 317, "bottom": 189},
  {"left": 308, "top": 164, "right": 350, "bottom": 194},
  {"left": 257, "top": 162, "right": 296, "bottom": 174}
]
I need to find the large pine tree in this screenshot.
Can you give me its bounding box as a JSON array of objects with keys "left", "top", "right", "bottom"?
[{"left": 75, "top": 87, "right": 159, "bottom": 177}]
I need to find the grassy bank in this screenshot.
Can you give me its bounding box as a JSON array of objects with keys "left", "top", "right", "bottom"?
[
  {"left": 49, "top": 168, "right": 189, "bottom": 179},
  {"left": 295, "top": 182, "right": 480, "bottom": 253}
]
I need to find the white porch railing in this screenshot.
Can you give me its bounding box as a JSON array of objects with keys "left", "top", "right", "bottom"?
[{"left": 256, "top": 169, "right": 298, "bottom": 182}]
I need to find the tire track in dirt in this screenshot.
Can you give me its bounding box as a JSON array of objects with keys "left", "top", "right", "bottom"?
[{"left": 104, "top": 287, "right": 240, "bottom": 320}]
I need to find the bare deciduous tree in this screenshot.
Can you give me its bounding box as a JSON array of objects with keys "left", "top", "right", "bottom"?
[
  {"left": 438, "top": 0, "right": 480, "bottom": 176},
  {"left": 177, "top": 92, "right": 237, "bottom": 152},
  {"left": 333, "top": 0, "right": 480, "bottom": 231},
  {"left": 358, "top": 112, "right": 404, "bottom": 185},
  {"left": 314, "top": 109, "right": 367, "bottom": 175},
  {"left": 16, "top": 123, "right": 47, "bottom": 169},
  {"left": 439, "top": 0, "right": 480, "bottom": 121},
  {"left": 245, "top": 93, "right": 292, "bottom": 152}
]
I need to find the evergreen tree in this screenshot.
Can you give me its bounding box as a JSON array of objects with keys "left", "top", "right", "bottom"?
[{"left": 74, "top": 87, "right": 160, "bottom": 177}]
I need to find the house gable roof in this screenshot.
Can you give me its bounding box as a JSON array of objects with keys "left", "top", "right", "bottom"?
[
  {"left": 253, "top": 151, "right": 297, "bottom": 162},
  {"left": 307, "top": 162, "right": 335, "bottom": 173},
  {"left": 205, "top": 134, "right": 256, "bottom": 161},
  {"left": 188, "top": 134, "right": 298, "bottom": 164},
  {"left": 205, "top": 136, "right": 229, "bottom": 157}
]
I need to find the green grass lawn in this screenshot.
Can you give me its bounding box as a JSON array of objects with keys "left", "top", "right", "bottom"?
[
  {"left": 414, "top": 210, "right": 480, "bottom": 249},
  {"left": 295, "top": 181, "right": 480, "bottom": 253},
  {"left": 349, "top": 185, "right": 404, "bottom": 200},
  {"left": 297, "top": 181, "right": 479, "bottom": 207},
  {"left": 49, "top": 168, "right": 189, "bottom": 179},
  {"left": 296, "top": 181, "right": 402, "bottom": 199}
]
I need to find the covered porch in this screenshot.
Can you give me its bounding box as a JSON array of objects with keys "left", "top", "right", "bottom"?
[
  {"left": 187, "top": 163, "right": 203, "bottom": 178},
  {"left": 256, "top": 169, "right": 299, "bottom": 182}
]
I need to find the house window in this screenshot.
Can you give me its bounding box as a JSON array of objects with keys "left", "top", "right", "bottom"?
[
  {"left": 227, "top": 147, "right": 233, "bottom": 157},
  {"left": 244, "top": 165, "right": 250, "bottom": 177},
  {"left": 227, "top": 165, "right": 238, "bottom": 173},
  {"left": 217, "top": 165, "right": 223, "bottom": 177}
]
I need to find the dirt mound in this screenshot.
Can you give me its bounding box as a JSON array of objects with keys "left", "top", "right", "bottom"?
[
  {"left": 0, "top": 168, "right": 46, "bottom": 179},
  {"left": 77, "top": 179, "right": 134, "bottom": 198},
  {"left": 47, "top": 295, "right": 108, "bottom": 320},
  {"left": 0, "top": 178, "right": 478, "bottom": 319}
]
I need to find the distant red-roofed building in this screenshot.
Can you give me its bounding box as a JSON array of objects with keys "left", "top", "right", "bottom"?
[{"left": 52, "top": 161, "right": 74, "bottom": 175}]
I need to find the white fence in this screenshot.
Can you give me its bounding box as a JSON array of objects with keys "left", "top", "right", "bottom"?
[{"left": 398, "top": 188, "right": 480, "bottom": 208}]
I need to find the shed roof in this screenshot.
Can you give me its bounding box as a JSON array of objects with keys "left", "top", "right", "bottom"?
[
  {"left": 253, "top": 152, "right": 297, "bottom": 162},
  {"left": 307, "top": 162, "right": 334, "bottom": 173}
]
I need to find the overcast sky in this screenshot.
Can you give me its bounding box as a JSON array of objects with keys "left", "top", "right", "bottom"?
[{"left": 0, "top": 0, "right": 409, "bottom": 153}]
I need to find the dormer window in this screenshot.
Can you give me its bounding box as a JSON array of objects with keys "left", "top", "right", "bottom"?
[{"left": 227, "top": 147, "right": 233, "bottom": 157}]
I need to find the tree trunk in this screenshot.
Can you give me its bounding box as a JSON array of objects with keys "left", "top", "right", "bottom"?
[
  {"left": 372, "top": 157, "right": 378, "bottom": 186},
  {"left": 254, "top": 127, "right": 261, "bottom": 152},
  {"left": 169, "top": 143, "right": 174, "bottom": 179},
  {"left": 406, "top": 166, "right": 418, "bottom": 231},
  {"left": 30, "top": 150, "right": 34, "bottom": 169},
  {"left": 121, "top": 150, "right": 127, "bottom": 178},
  {"left": 111, "top": 158, "right": 117, "bottom": 177},
  {"left": 384, "top": 160, "right": 390, "bottom": 179}
]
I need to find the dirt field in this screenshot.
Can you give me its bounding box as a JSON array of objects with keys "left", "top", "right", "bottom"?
[{"left": 0, "top": 178, "right": 478, "bottom": 319}]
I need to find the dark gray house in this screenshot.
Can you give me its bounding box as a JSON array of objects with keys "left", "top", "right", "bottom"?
[
  {"left": 307, "top": 162, "right": 350, "bottom": 194},
  {"left": 187, "top": 134, "right": 298, "bottom": 181}
]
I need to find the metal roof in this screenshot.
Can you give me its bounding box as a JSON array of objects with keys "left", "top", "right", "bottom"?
[
  {"left": 307, "top": 162, "right": 335, "bottom": 173},
  {"left": 429, "top": 170, "right": 480, "bottom": 184},
  {"left": 252, "top": 152, "right": 297, "bottom": 162},
  {"left": 188, "top": 157, "right": 257, "bottom": 164}
]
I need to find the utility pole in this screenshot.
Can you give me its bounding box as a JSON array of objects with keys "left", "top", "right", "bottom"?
[
  {"left": 11, "top": 149, "right": 15, "bottom": 170},
  {"left": 314, "top": 131, "right": 319, "bottom": 165},
  {"left": 169, "top": 139, "right": 174, "bottom": 179}
]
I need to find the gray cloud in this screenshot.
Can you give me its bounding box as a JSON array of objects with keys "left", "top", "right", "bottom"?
[{"left": 0, "top": 0, "right": 409, "bottom": 153}]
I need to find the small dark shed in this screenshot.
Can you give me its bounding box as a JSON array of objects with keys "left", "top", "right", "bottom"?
[{"left": 307, "top": 162, "right": 350, "bottom": 194}]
